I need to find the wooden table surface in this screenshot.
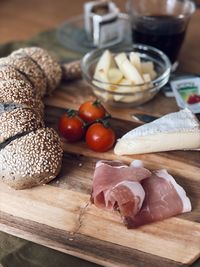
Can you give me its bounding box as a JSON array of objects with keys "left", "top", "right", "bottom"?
[{"left": 0, "top": 1, "right": 200, "bottom": 267}]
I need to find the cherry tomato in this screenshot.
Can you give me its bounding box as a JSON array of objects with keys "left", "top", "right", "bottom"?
[
  {"left": 78, "top": 100, "right": 106, "bottom": 123},
  {"left": 58, "top": 110, "right": 85, "bottom": 142},
  {"left": 86, "top": 122, "right": 116, "bottom": 152}
]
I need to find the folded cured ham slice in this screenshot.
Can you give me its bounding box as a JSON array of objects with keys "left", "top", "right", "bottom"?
[
  {"left": 91, "top": 160, "right": 151, "bottom": 210},
  {"left": 91, "top": 160, "right": 192, "bottom": 228},
  {"left": 124, "top": 169, "right": 192, "bottom": 228},
  {"left": 109, "top": 181, "right": 145, "bottom": 218}
]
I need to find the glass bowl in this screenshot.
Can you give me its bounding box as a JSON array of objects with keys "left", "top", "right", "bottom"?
[{"left": 81, "top": 44, "right": 171, "bottom": 107}]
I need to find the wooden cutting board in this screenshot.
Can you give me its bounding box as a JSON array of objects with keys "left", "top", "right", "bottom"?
[{"left": 0, "top": 80, "right": 200, "bottom": 267}]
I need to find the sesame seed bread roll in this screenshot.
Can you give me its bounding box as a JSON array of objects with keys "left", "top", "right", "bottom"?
[
  {"left": 23, "top": 98, "right": 45, "bottom": 118},
  {"left": 0, "top": 103, "right": 22, "bottom": 115},
  {"left": 0, "top": 108, "right": 44, "bottom": 144},
  {"left": 0, "top": 65, "right": 29, "bottom": 81},
  {"left": 61, "top": 60, "right": 81, "bottom": 81},
  {"left": 0, "top": 100, "right": 44, "bottom": 118},
  {"left": 10, "top": 49, "right": 48, "bottom": 95},
  {"left": 0, "top": 78, "right": 37, "bottom": 101},
  {"left": 0, "top": 78, "right": 44, "bottom": 117},
  {"left": 0, "top": 54, "right": 46, "bottom": 98},
  {"left": 16, "top": 47, "right": 62, "bottom": 94},
  {"left": 0, "top": 97, "right": 45, "bottom": 118},
  {"left": 0, "top": 47, "right": 63, "bottom": 189},
  {"left": 0, "top": 127, "right": 63, "bottom": 189}
]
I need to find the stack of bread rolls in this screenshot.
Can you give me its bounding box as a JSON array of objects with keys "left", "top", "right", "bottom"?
[{"left": 0, "top": 47, "right": 63, "bottom": 190}]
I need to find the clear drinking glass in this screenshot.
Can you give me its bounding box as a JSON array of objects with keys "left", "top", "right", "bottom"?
[{"left": 126, "top": 0, "right": 196, "bottom": 64}]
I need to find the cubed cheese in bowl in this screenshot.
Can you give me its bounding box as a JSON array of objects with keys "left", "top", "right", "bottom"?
[{"left": 81, "top": 44, "right": 171, "bottom": 107}]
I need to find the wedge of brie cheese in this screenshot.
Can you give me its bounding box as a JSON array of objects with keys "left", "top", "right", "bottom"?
[{"left": 114, "top": 109, "right": 200, "bottom": 155}]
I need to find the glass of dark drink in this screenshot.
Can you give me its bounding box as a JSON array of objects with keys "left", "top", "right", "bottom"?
[{"left": 126, "top": 0, "right": 195, "bottom": 64}]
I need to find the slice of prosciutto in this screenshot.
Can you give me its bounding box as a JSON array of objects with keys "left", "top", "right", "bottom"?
[
  {"left": 124, "top": 169, "right": 192, "bottom": 228},
  {"left": 91, "top": 160, "right": 192, "bottom": 228},
  {"left": 91, "top": 160, "right": 151, "bottom": 211}
]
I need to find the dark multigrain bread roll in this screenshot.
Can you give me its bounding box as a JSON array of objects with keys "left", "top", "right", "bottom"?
[
  {"left": 13, "top": 47, "right": 62, "bottom": 94},
  {"left": 0, "top": 128, "right": 63, "bottom": 189},
  {"left": 0, "top": 108, "right": 44, "bottom": 144}
]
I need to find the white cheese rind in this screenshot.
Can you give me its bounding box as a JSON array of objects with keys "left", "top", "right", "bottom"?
[
  {"left": 123, "top": 108, "right": 199, "bottom": 138},
  {"left": 114, "top": 109, "right": 200, "bottom": 155}
]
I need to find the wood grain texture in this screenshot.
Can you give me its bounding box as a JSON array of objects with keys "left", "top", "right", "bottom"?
[
  {"left": 0, "top": 212, "right": 187, "bottom": 267},
  {"left": 0, "top": 182, "right": 200, "bottom": 265}
]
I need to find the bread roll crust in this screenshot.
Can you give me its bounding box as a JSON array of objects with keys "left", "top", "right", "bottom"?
[
  {"left": 0, "top": 108, "right": 44, "bottom": 144},
  {"left": 0, "top": 78, "right": 36, "bottom": 100},
  {"left": 20, "top": 47, "right": 62, "bottom": 94},
  {"left": 0, "top": 78, "right": 44, "bottom": 116},
  {"left": 0, "top": 47, "right": 63, "bottom": 189},
  {"left": 0, "top": 65, "right": 28, "bottom": 81},
  {"left": 0, "top": 128, "right": 63, "bottom": 189},
  {"left": 0, "top": 54, "right": 46, "bottom": 98}
]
